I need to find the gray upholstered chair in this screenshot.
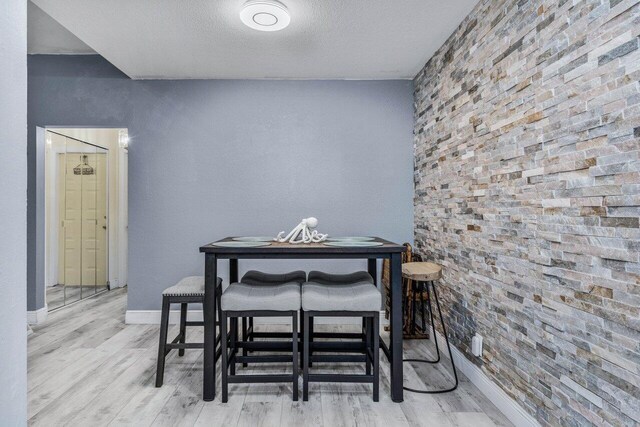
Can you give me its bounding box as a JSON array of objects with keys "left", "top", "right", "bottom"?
[
  {"left": 301, "top": 272, "right": 381, "bottom": 401},
  {"left": 220, "top": 282, "right": 301, "bottom": 402},
  {"left": 155, "top": 276, "right": 222, "bottom": 388}
]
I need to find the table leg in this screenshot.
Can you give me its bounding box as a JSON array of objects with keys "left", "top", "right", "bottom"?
[
  {"left": 229, "top": 259, "right": 247, "bottom": 367},
  {"left": 366, "top": 258, "right": 378, "bottom": 343},
  {"left": 390, "top": 252, "right": 403, "bottom": 402},
  {"left": 203, "top": 253, "right": 217, "bottom": 401},
  {"left": 229, "top": 258, "right": 238, "bottom": 283},
  {"left": 367, "top": 258, "right": 377, "bottom": 285}
]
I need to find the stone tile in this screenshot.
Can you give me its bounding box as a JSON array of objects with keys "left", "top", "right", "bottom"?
[{"left": 413, "top": 0, "right": 640, "bottom": 425}]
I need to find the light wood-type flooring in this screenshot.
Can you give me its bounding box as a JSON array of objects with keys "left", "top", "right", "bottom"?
[{"left": 28, "top": 288, "right": 512, "bottom": 426}]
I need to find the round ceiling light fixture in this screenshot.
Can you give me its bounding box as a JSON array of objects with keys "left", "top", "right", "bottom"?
[{"left": 240, "top": 0, "right": 290, "bottom": 32}]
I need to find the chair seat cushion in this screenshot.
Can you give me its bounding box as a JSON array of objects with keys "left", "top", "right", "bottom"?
[
  {"left": 241, "top": 270, "right": 306, "bottom": 286},
  {"left": 302, "top": 282, "right": 381, "bottom": 311},
  {"left": 162, "top": 276, "right": 222, "bottom": 297},
  {"left": 221, "top": 282, "right": 301, "bottom": 311},
  {"left": 307, "top": 271, "right": 374, "bottom": 285}
]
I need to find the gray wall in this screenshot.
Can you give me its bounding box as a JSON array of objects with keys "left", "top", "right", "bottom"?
[
  {"left": 0, "top": 0, "right": 28, "bottom": 423},
  {"left": 28, "top": 55, "right": 414, "bottom": 311}
]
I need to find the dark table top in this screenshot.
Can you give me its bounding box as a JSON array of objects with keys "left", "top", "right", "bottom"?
[{"left": 200, "top": 236, "right": 405, "bottom": 256}]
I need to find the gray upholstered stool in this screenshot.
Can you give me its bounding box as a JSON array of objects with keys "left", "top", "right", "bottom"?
[
  {"left": 301, "top": 279, "right": 381, "bottom": 401},
  {"left": 155, "top": 276, "right": 222, "bottom": 387},
  {"left": 236, "top": 270, "right": 306, "bottom": 366},
  {"left": 304, "top": 271, "right": 374, "bottom": 366},
  {"left": 239, "top": 270, "right": 305, "bottom": 342},
  {"left": 220, "top": 282, "right": 301, "bottom": 402}
]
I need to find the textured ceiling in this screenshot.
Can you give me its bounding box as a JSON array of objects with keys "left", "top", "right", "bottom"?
[
  {"left": 28, "top": 1, "right": 95, "bottom": 55},
  {"left": 30, "top": 0, "right": 479, "bottom": 79}
]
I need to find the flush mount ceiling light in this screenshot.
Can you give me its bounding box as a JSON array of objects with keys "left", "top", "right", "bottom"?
[{"left": 240, "top": 0, "right": 290, "bottom": 32}]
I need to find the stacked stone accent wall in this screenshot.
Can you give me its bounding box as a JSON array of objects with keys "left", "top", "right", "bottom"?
[{"left": 413, "top": 0, "right": 640, "bottom": 425}]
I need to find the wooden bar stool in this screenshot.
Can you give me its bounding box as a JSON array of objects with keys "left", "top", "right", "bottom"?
[
  {"left": 382, "top": 243, "right": 429, "bottom": 339},
  {"left": 401, "top": 262, "right": 458, "bottom": 393},
  {"left": 155, "top": 276, "right": 222, "bottom": 387}
]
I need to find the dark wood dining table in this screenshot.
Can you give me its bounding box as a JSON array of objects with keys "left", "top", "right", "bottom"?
[{"left": 199, "top": 237, "right": 406, "bottom": 402}]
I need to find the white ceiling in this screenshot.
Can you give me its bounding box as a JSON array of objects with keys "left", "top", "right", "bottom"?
[
  {"left": 28, "top": 2, "right": 95, "bottom": 55},
  {"left": 30, "top": 0, "right": 479, "bottom": 80}
]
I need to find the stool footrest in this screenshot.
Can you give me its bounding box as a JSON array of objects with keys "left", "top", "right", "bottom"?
[
  {"left": 250, "top": 331, "right": 291, "bottom": 338},
  {"left": 235, "top": 340, "right": 371, "bottom": 353},
  {"left": 185, "top": 321, "right": 204, "bottom": 327},
  {"left": 308, "top": 374, "right": 374, "bottom": 383},
  {"left": 166, "top": 343, "right": 204, "bottom": 350},
  {"left": 237, "top": 341, "right": 293, "bottom": 350},
  {"left": 234, "top": 355, "right": 293, "bottom": 364},
  {"left": 228, "top": 374, "right": 295, "bottom": 384},
  {"left": 311, "top": 341, "right": 365, "bottom": 351},
  {"left": 311, "top": 332, "right": 364, "bottom": 339},
  {"left": 310, "top": 354, "right": 367, "bottom": 363},
  {"left": 248, "top": 331, "right": 364, "bottom": 340}
]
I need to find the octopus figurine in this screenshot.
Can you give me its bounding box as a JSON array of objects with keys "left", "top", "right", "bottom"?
[{"left": 275, "top": 217, "right": 328, "bottom": 244}]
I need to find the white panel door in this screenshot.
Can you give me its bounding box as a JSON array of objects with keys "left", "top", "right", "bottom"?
[{"left": 58, "top": 153, "right": 108, "bottom": 290}]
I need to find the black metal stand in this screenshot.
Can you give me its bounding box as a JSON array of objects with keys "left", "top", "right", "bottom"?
[{"left": 403, "top": 280, "right": 458, "bottom": 394}]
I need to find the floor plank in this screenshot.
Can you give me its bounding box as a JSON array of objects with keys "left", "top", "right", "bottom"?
[
  {"left": 65, "top": 353, "right": 158, "bottom": 426},
  {"left": 279, "top": 389, "right": 323, "bottom": 427},
  {"left": 111, "top": 336, "right": 204, "bottom": 426},
  {"left": 150, "top": 352, "right": 207, "bottom": 427},
  {"left": 28, "top": 288, "right": 513, "bottom": 427},
  {"left": 29, "top": 350, "right": 144, "bottom": 426},
  {"left": 237, "top": 402, "right": 284, "bottom": 427}
]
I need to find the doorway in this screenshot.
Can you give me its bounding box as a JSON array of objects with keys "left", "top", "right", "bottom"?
[{"left": 45, "top": 128, "right": 128, "bottom": 310}]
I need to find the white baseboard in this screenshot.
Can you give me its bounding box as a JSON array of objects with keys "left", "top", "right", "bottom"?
[
  {"left": 108, "top": 279, "right": 127, "bottom": 289},
  {"left": 27, "top": 306, "right": 48, "bottom": 325},
  {"left": 125, "top": 310, "right": 387, "bottom": 326},
  {"left": 433, "top": 331, "right": 540, "bottom": 427}
]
